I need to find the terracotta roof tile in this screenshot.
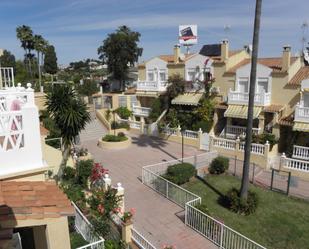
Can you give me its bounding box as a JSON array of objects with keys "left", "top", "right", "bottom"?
[
  {"left": 264, "top": 104, "right": 284, "bottom": 113},
  {"left": 227, "top": 57, "right": 299, "bottom": 73},
  {"left": 0, "top": 181, "right": 74, "bottom": 221},
  {"left": 288, "top": 66, "right": 309, "bottom": 86},
  {"left": 278, "top": 115, "right": 294, "bottom": 126}
]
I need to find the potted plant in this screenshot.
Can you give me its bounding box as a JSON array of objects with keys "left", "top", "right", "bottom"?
[{"left": 121, "top": 208, "right": 136, "bottom": 225}]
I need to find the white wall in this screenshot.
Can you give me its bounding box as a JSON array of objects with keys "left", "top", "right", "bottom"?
[
  {"left": 145, "top": 57, "right": 168, "bottom": 81},
  {"left": 185, "top": 54, "right": 213, "bottom": 81}
]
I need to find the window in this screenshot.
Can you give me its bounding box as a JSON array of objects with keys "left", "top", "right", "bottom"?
[
  {"left": 159, "top": 70, "right": 166, "bottom": 81},
  {"left": 238, "top": 78, "right": 249, "bottom": 92},
  {"left": 257, "top": 78, "right": 269, "bottom": 93},
  {"left": 304, "top": 94, "right": 309, "bottom": 107},
  {"left": 147, "top": 71, "right": 154, "bottom": 81},
  {"left": 187, "top": 68, "right": 196, "bottom": 81}
]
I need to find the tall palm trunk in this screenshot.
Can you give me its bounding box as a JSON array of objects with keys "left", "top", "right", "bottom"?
[
  {"left": 58, "top": 143, "right": 71, "bottom": 178},
  {"left": 240, "top": 0, "right": 262, "bottom": 199},
  {"left": 37, "top": 51, "right": 42, "bottom": 90}
]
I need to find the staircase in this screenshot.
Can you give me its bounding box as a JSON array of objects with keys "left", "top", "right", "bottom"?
[{"left": 79, "top": 112, "right": 108, "bottom": 142}]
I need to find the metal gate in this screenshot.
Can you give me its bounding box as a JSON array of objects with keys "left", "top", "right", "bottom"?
[
  {"left": 270, "top": 169, "right": 291, "bottom": 195},
  {"left": 199, "top": 133, "right": 210, "bottom": 151}
]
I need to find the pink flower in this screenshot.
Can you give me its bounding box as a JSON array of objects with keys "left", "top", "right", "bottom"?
[{"left": 97, "top": 204, "right": 105, "bottom": 214}]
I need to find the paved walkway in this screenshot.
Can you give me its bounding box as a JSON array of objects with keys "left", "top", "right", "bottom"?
[{"left": 81, "top": 133, "right": 217, "bottom": 249}]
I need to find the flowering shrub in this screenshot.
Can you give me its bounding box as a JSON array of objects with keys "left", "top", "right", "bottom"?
[
  {"left": 121, "top": 208, "right": 136, "bottom": 223},
  {"left": 90, "top": 163, "right": 109, "bottom": 184}
]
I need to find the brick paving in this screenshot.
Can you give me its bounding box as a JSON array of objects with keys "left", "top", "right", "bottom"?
[{"left": 81, "top": 134, "right": 217, "bottom": 249}]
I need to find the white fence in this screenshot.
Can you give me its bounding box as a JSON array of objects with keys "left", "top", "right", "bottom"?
[
  {"left": 72, "top": 202, "right": 105, "bottom": 249},
  {"left": 293, "top": 145, "right": 309, "bottom": 160},
  {"left": 163, "top": 127, "right": 177, "bottom": 136},
  {"left": 142, "top": 154, "right": 267, "bottom": 249},
  {"left": 294, "top": 104, "right": 309, "bottom": 122},
  {"left": 133, "top": 105, "right": 152, "bottom": 117},
  {"left": 282, "top": 156, "right": 309, "bottom": 172},
  {"left": 0, "top": 67, "right": 14, "bottom": 88},
  {"left": 239, "top": 142, "right": 265, "bottom": 155},
  {"left": 212, "top": 137, "right": 237, "bottom": 150},
  {"left": 183, "top": 130, "right": 198, "bottom": 139},
  {"left": 221, "top": 125, "right": 260, "bottom": 138},
  {"left": 228, "top": 89, "right": 271, "bottom": 106},
  {"left": 131, "top": 227, "right": 157, "bottom": 249}
]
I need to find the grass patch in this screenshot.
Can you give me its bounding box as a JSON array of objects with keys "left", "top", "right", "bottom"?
[{"left": 183, "top": 174, "right": 309, "bottom": 249}]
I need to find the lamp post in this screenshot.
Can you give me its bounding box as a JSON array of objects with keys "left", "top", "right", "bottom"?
[
  {"left": 113, "top": 111, "right": 116, "bottom": 136},
  {"left": 181, "top": 129, "right": 184, "bottom": 163}
]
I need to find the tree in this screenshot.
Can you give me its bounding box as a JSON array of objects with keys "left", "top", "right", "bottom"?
[
  {"left": 44, "top": 45, "right": 58, "bottom": 76},
  {"left": 46, "top": 85, "right": 91, "bottom": 177},
  {"left": 97, "top": 25, "right": 142, "bottom": 90},
  {"left": 0, "top": 50, "right": 16, "bottom": 70},
  {"left": 77, "top": 79, "right": 99, "bottom": 103},
  {"left": 240, "top": 0, "right": 262, "bottom": 199},
  {"left": 16, "top": 25, "right": 34, "bottom": 76},
  {"left": 34, "top": 34, "right": 48, "bottom": 89},
  {"left": 165, "top": 74, "right": 186, "bottom": 105}
]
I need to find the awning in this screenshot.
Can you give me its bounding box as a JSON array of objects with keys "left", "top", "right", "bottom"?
[
  {"left": 293, "top": 122, "right": 309, "bottom": 132},
  {"left": 224, "top": 105, "right": 262, "bottom": 119},
  {"left": 171, "top": 93, "right": 203, "bottom": 106}
]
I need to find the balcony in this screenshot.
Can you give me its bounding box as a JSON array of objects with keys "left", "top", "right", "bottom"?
[
  {"left": 294, "top": 103, "right": 309, "bottom": 123},
  {"left": 133, "top": 105, "right": 151, "bottom": 117},
  {"left": 220, "top": 125, "right": 261, "bottom": 139},
  {"left": 136, "top": 81, "right": 168, "bottom": 92},
  {"left": 228, "top": 89, "right": 271, "bottom": 106}
]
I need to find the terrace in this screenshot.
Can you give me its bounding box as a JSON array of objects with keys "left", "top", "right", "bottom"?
[{"left": 228, "top": 89, "right": 271, "bottom": 106}]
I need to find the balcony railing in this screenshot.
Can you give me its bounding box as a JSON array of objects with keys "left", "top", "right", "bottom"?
[
  {"left": 294, "top": 104, "right": 309, "bottom": 122},
  {"left": 293, "top": 145, "right": 309, "bottom": 160},
  {"left": 0, "top": 67, "right": 15, "bottom": 88},
  {"left": 228, "top": 89, "right": 271, "bottom": 106},
  {"left": 133, "top": 105, "right": 151, "bottom": 117},
  {"left": 136, "top": 81, "right": 168, "bottom": 92},
  {"left": 220, "top": 125, "right": 260, "bottom": 139}
]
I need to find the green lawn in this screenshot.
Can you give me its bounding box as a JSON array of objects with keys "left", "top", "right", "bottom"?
[{"left": 183, "top": 175, "right": 309, "bottom": 249}]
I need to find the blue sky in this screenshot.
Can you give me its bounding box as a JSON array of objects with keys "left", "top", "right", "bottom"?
[{"left": 0, "top": 0, "right": 308, "bottom": 65}]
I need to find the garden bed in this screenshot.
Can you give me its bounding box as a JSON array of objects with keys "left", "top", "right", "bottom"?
[
  {"left": 183, "top": 174, "right": 309, "bottom": 249},
  {"left": 98, "top": 134, "right": 131, "bottom": 149}
]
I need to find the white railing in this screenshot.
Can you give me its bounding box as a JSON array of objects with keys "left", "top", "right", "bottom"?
[
  {"left": 133, "top": 105, "right": 152, "bottom": 117},
  {"left": 142, "top": 155, "right": 267, "bottom": 249},
  {"left": 131, "top": 227, "right": 157, "bottom": 249},
  {"left": 212, "top": 137, "right": 237, "bottom": 150},
  {"left": 72, "top": 202, "right": 105, "bottom": 249},
  {"left": 282, "top": 157, "right": 309, "bottom": 172},
  {"left": 163, "top": 127, "right": 177, "bottom": 136},
  {"left": 228, "top": 89, "right": 271, "bottom": 106},
  {"left": 0, "top": 84, "right": 35, "bottom": 112},
  {"left": 136, "top": 81, "right": 167, "bottom": 92},
  {"left": 294, "top": 104, "right": 309, "bottom": 122},
  {"left": 222, "top": 125, "right": 260, "bottom": 138},
  {"left": 0, "top": 67, "right": 14, "bottom": 88},
  {"left": 293, "top": 145, "right": 309, "bottom": 160},
  {"left": 239, "top": 142, "right": 265, "bottom": 155},
  {"left": 183, "top": 130, "right": 198, "bottom": 139},
  {"left": 12, "top": 233, "right": 22, "bottom": 249},
  {"left": 130, "top": 121, "right": 141, "bottom": 129}
]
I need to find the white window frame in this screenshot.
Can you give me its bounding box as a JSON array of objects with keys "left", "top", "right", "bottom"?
[
  {"left": 147, "top": 70, "right": 155, "bottom": 82},
  {"left": 186, "top": 68, "right": 196, "bottom": 81},
  {"left": 159, "top": 69, "right": 167, "bottom": 82},
  {"left": 237, "top": 77, "right": 249, "bottom": 93},
  {"left": 257, "top": 77, "right": 269, "bottom": 93}
]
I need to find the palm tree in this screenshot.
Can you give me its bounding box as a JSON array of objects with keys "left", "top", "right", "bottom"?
[
  {"left": 46, "top": 85, "right": 91, "bottom": 178},
  {"left": 240, "top": 0, "right": 263, "bottom": 199},
  {"left": 34, "top": 34, "right": 47, "bottom": 90},
  {"left": 16, "top": 25, "right": 34, "bottom": 77}
]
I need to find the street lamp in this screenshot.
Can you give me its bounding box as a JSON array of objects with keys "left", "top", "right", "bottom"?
[
  {"left": 181, "top": 128, "right": 184, "bottom": 163},
  {"left": 113, "top": 111, "right": 116, "bottom": 136}
]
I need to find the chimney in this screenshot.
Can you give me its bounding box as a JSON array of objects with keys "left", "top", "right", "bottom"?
[
  {"left": 221, "top": 39, "right": 229, "bottom": 61},
  {"left": 174, "top": 44, "right": 181, "bottom": 64},
  {"left": 282, "top": 45, "right": 291, "bottom": 71}
]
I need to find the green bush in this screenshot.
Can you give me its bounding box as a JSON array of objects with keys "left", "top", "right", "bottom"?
[
  {"left": 223, "top": 188, "right": 259, "bottom": 215},
  {"left": 253, "top": 133, "right": 277, "bottom": 150},
  {"left": 192, "top": 120, "right": 213, "bottom": 133},
  {"left": 149, "top": 98, "right": 163, "bottom": 122},
  {"left": 105, "top": 240, "right": 127, "bottom": 249},
  {"left": 111, "top": 121, "right": 129, "bottom": 130},
  {"left": 114, "top": 107, "right": 132, "bottom": 119},
  {"left": 76, "top": 159, "right": 93, "bottom": 187},
  {"left": 102, "top": 134, "right": 128, "bottom": 142},
  {"left": 70, "top": 231, "right": 88, "bottom": 249},
  {"left": 195, "top": 203, "right": 210, "bottom": 215},
  {"left": 209, "top": 156, "right": 229, "bottom": 174},
  {"left": 63, "top": 167, "right": 76, "bottom": 181},
  {"left": 118, "top": 132, "right": 125, "bottom": 137},
  {"left": 164, "top": 163, "right": 196, "bottom": 185},
  {"left": 61, "top": 183, "right": 85, "bottom": 204}
]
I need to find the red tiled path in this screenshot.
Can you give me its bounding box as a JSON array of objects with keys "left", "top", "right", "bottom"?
[{"left": 82, "top": 134, "right": 217, "bottom": 249}]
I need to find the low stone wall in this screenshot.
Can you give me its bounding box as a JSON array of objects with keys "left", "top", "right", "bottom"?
[
  {"left": 159, "top": 133, "right": 200, "bottom": 148},
  {"left": 98, "top": 137, "right": 131, "bottom": 150}
]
